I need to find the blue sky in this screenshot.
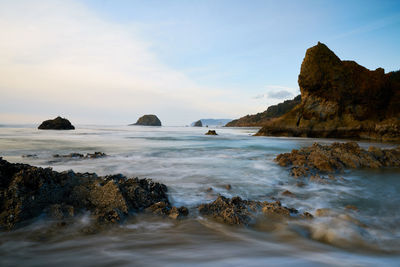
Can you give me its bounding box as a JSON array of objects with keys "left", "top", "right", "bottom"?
[{"left": 0, "top": 0, "right": 399, "bottom": 125}]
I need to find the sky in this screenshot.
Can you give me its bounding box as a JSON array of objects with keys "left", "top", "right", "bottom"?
[{"left": 0, "top": 0, "right": 399, "bottom": 125}]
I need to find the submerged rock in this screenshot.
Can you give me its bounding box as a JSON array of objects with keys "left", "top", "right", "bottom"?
[
  {"left": 38, "top": 116, "right": 75, "bottom": 130},
  {"left": 131, "top": 115, "right": 162, "bottom": 126},
  {"left": 0, "top": 157, "right": 187, "bottom": 230},
  {"left": 205, "top": 130, "right": 218, "bottom": 135},
  {"left": 53, "top": 152, "right": 107, "bottom": 159},
  {"left": 276, "top": 142, "right": 400, "bottom": 177},
  {"left": 198, "top": 195, "right": 303, "bottom": 225},
  {"left": 146, "top": 202, "right": 189, "bottom": 219}
]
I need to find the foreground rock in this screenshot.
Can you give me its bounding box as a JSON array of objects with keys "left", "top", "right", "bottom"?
[
  {"left": 131, "top": 115, "right": 162, "bottom": 126},
  {"left": 226, "top": 95, "right": 301, "bottom": 127},
  {"left": 193, "top": 120, "right": 203, "bottom": 127},
  {"left": 205, "top": 130, "right": 218, "bottom": 135},
  {"left": 0, "top": 158, "right": 187, "bottom": 230},
  {"left": 53, "top": 152, "right": 107, "bottom": 159},
  {"left": 38, "top": 116, "right": 75, "bottom": 130},
  {"left": 198, "top": 195, "right": 310, "bottom": 225},
  {"left": 256, "top": 42, "right": 400, "bottom": 141},
  {"left": 276, "top": 142, "right": 400, "bottom": 177}
]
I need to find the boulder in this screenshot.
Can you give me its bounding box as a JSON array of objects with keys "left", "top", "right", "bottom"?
[
  {"left": 256, "top": 42, "right": 400, "bottom": 141},
  {"left": 205, "top": 130, "right": 218, "bottom": 135},
  {"left": 38, "top": 116, "right": 75, "bottom": 130},
  {"left": 131, "top": 115, "right": 161, "bottom": 126}
]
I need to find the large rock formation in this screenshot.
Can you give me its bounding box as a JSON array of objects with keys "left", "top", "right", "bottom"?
[
  {"left": 0, "top": 158, "right": 187, "bottom": 230},
  {"left": 226, "top": 95, "right": 301, "bottom": 127},
  {"left": 38, "top": 116, "right": 75, "bottom": 130},
  {"left": 131, "top": 115, "right": 162, "bottom": 126},
  {"left": 256, "top": 42, "right": 400, "bottom": 141}
]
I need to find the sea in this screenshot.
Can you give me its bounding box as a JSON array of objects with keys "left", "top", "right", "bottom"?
[{"left": 0, "top": 125, "right": 399, "bottom": 266}]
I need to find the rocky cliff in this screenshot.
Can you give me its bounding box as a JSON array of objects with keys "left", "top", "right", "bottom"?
[
  {"left": 256, "top": 42, "right": 400, "bottom": 141},
  {"left": 226, "top": 95, "right": 301, "bottom": 127}
]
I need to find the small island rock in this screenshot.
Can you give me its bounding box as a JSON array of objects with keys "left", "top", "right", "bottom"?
[
  {"left": 38, "top": 116, "right": 75, "bottom": 130},
  {"left": 131, "top": 115, "right": 162, "bottom": 126},
  {"left": 193, "top": 120, "right": 203, "bottom": 127},
  {"left": 205, "top": 130, "right": 218, "bottom": 135}
]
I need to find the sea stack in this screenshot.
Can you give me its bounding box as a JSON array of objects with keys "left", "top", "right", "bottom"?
[
  {"left": 131, "top": 114, "right": 162, "bottom": 126},
  {"left": 38, "top": 116, "right": 75, "bottom": 130},
  {"left": 255, "top": 42, "right": 400, "bottom": 141},
  {"left": 193, "top": 120, "right": 203, "bottom": 127}
]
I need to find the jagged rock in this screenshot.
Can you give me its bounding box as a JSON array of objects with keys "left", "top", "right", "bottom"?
[
  {"left": 205, "top": 130, "right": 218, "bottom": 135},
  {"left": 38, "top": 116, "right": 75, "bottom": 130},
  {"left": 226, "top": 95, "right": 301, "bottom": 127},
  {"left": 0, "top": 157, "right": 186, "bottom": 230},
  {"left": 193, "top": 120, "right": 203, "bottom": 127},
  {"left": 276, "top": 142, "right": 400, "bottom": 177},
  {"left": 145, "top": 202, "right": 188, "bottom": 219},
  {"left": 256, "top": 42, "right": 400, "bottom": 141},
  {"left": 198, "top": 195, "right": 301, "bottom": 225},
  {"left": 131, "top": 115, "right": 161, "bottom": 126}
]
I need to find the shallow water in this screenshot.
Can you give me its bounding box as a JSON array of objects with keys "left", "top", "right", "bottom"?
[{"left": 0, "top": 125, "right": 399, "bottom": 266}]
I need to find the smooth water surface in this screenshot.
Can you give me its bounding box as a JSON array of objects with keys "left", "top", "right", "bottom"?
[{"left": 0, "top": 125, "right": 399, "bottom": 266}]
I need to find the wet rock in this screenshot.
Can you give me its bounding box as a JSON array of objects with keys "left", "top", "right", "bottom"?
[
  {"left": 224, "top": 184, "right": 232, "bottom": 190},
  {"left": 38, "top": 116, "right": 75, "bottom": 130},
  {"left": 281, "top": 190, "right": 296, "bottom": 197},
  {"left": 145, "top": 202, "right": 189, "bottom": 219},
  {"left": 315, "top": 208, "right": 334, "bottom": 217},
  {"left": 309, "top": 174, "right": 329, "bottom": 184},
  {"left": 45, "top": 204, "right": 74, "bottom": 220},
  {"left": 301, "top": 212, "right": 314, "bottom": 219},
  {"left": 85, "top": 152, "right": 107, "bottom": 159},
  {"left": 0, "top": 157, "right": 182, "bottom": 230},
  {"left": 205, "top": 130, "right": 218, "bottom": 135},
  {"left": 206, "top": 187, "right": 213, "bottom": 192},
  {"left": 131, "top": 115, "right": 162, "bottom": 126},
  {"left": 22, "top": 154, "right": 38, "bottom": 158},
  {"left": 276, "top": 142, "right": 400, "bottom": 177},
  {"left": 345, "top": 205, "right": 358, "bottom": 211},
  {"left": 168, "top": 206, "right": 189, "bottom": 219},
  {"left": 198, "top": 196, "right": 299, "bottom": 225},
  {"left": 53, "top": 152, "right": 107, "bottom": 159}
]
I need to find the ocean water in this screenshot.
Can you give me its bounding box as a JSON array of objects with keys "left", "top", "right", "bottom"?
[{"left": 0, "top": 125, "right": 399, "bottom": 266}]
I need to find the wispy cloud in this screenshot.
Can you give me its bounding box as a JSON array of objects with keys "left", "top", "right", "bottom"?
[
  {"left": 253, "top": 85, "right": 296, "bottom": 100},
  {"left": 0, "top": 0, "right": 258, "bottom": 124}
]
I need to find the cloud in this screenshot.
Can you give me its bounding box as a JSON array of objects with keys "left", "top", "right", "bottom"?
[
  {"left": 267, "top": 90, "right": 293, "bottom": 99},
  {"left": 253, "top": 85, "right": 296, "bottom": 100},
  {"left": 0, "top": 0, "right": 258, "bottom": 125}
]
